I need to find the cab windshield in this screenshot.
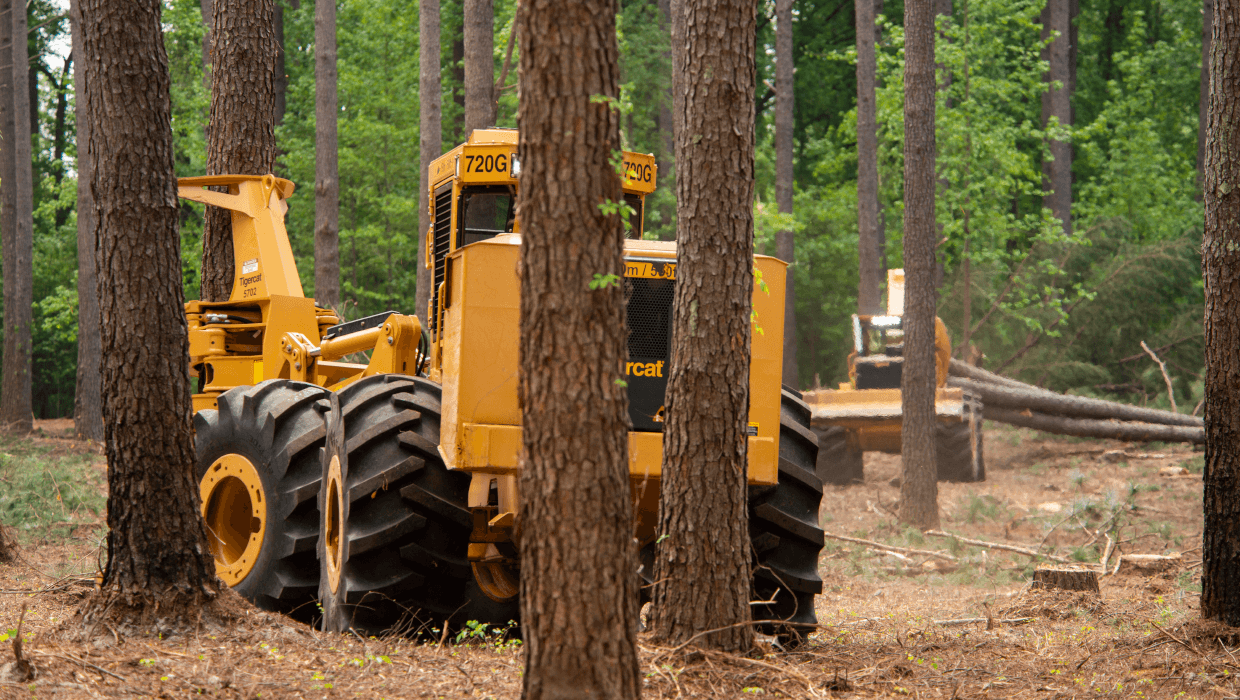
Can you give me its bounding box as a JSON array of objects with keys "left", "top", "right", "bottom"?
[{"left": 458, "top": 185, "right": 515, "bottom": 247}]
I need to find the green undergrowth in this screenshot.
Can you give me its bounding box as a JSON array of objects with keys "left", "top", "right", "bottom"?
[{"left": 0, "top": 433, "right": 105, "bottom": 544}]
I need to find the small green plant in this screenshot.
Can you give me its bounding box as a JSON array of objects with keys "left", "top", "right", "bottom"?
[
  {"left": 588, "top": 273, "right": 620, "bottom": 290},
  {"left": 1181, "top": 455, "right": 1204, "bottom": 474},
  {"left": 961, "top": 492, "right": 1006, "bottom": 524}
]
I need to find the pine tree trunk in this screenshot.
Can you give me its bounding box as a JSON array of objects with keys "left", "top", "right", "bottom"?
[
  {"left": 515, "top": 0, "right": 639, "bottom": 693},
  {"left": 274, "top": 1, "right": 286, "bottom": 128},
  {"left": 898, "top": 0, "right": 939, "bottom": 531},
  {"left": 0, "top": 0, "right": 33, "bottom": 433},
  {"left": 648, "top": 0, "right": 756, "bottom": 652},
  {"left": 1202, "top": 0, "right": 1240, "bottom": 627},
  {"left": 200, "top": 0, "right": 211, "bottom": 90},
  {"left": 463, "top": 0, "right": 494, "bottom": 135},
  {"left": 1200, "top": 0, "right": 1213, "bottom": 188},
  {"left": 856, "top": 0, "right": 883, "bottom": 315},
  {"left": 79, "top": 0, "right": 219, "bottom": 617},
  {"left": 418, "top": 0, "right": 442, "bottom": 322},
  {"left": 1041, "top": 0, "right": 1072, "bottom": 235},
  {"left": 199, "top": 0, "right": 278, "bottom": 302},
  {"left": 314, "top": 0, "right": 340, "bottom": 309},
  {"left": 775, "top": 0, "right": 797, "bottom": 388},
  {"left": 70, "top": 0, "right": 102, "bottom": 442}
]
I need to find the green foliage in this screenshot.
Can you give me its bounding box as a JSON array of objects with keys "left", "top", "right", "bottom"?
[{"left": 0, "top": 434, "right": 105, "bottom": 544}]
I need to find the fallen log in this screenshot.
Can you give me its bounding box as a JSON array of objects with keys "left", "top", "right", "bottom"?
[
  {"left": 983, "top": 406, "right": 1204, "bottom": 444},
  {"left": 948, "top": 359, "right": 1031, "bottom": 390},
  {"left": 924, "top": 529, "right": 1072, "bottom": 563},
  {"left": 948, "top": 376, "right": 1201, "bottom": 428},
  {"left": 823, "top": 532, "right": 957, "bottom": 562}
]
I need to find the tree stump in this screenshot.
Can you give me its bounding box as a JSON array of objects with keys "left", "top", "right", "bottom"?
[{"left": 1031, "top": 566, "right": 1100, "bottom": 593}]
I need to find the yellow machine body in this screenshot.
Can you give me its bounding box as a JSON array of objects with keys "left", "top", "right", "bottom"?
[
  {"left": 185, "top": 129, "right": 791, "bottom": 590},
  {"left": 802, "top": 269, "right": 960, "bottom": 452}
]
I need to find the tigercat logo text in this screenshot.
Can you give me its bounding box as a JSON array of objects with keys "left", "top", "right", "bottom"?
[{"left": 626, "top": 360, "right": 665, "bottom": 377}]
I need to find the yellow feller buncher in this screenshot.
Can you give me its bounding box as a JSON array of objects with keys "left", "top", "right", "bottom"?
[
  {"left": 185, "top": 128, "right": 824, "bottom": 634},
  {"left": 802, "top": 269, "right": 985, "bottom": 485}
]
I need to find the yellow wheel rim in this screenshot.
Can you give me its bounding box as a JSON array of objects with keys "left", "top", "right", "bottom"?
[
  {"left": 199, "top": 454, "right": 267, "bottom": 587},
  {"left": 472, "top": 558, "right": 519, "bottom": 603},
  {"left": 324, "top": 455, "right": 344, "bottom": 594}
]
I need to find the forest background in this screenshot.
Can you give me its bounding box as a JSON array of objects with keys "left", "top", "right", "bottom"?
[{"left": 18, "top": 0, "right": 1206, "bottom": 420}]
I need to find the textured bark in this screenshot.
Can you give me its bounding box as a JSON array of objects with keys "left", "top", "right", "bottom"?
[
  {"left": 274, "top": 1, "right": 287, "bottom": 128},
  {"left": 71, "top": 0, "right": 102, "bottom": 442},
  {"left": 200, "top": 0, "right": 211, "bottom": 89},
  {"left": 947, "top": 377, "right": 1204, "bottom": 428},
  {"left": 200, "top": 0, "right": 278, "bottom": 302},
  {"left": 1041, "top": 0, "right": 1072, "bottom": 235},
  {"left": 463, "top": 0, "right": 494, "bottom": 135},
  {"left": 0, "top": 0, "right": 34, "bottom": 433},
  {"left": 775, "top": 0, "right": 797, "bottom": 388},
  {"left": 418, "top": 0, "right": 441, "bottom": 320},
  {"left": 1031, "top": 567, "right": 1099, "bottom": 593},
  {"left": 1200, "top": 0, "right": 1213, "bottom": 186},
  {"left": 856, "top": 0, "right": 883, "bottom": 315},
  {"left": 515, "top": 0, "right": 640, "bottom": 693},
  {"left": 314, "top": 0, "right": 340, "bottom": 309},
  {"left": 648, "top": 0, "right": 755, "bottom": 652},
  {"left": 79, "top": 0, "right": 218, "bottom": 611},
  {"left": 898, "top": 0, "right": 939, "bottom": 531},
  {"left": 1202, "top": 0, "right": 1240, "bottom": 627}
]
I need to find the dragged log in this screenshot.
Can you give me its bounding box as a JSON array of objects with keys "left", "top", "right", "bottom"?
[
  {"left": 948, "top": 358, "right": 1033, "bottom": 390},
  {"left": 983, "top": 406, "right": 1204, "bottom": 444},
  {"left": 948, "top": 376, "right": 1202, "bottom": 428}
]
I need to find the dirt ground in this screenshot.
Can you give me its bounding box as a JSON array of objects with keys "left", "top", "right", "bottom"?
[{"left": 0, "top": 420, "right": 1233, "bottom": 699}]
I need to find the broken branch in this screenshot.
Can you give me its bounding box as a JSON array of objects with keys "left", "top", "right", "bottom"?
[
  {"left": 924, "top": 530, "right": 1072, "bottom": 563},
  {"left": 823, "top": 532, "right": 957, "bottom": 562}
]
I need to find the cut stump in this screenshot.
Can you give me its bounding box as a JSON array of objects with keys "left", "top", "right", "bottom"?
[{"left": 1031, "top": 566, "right": 1100, "bottom": 594}]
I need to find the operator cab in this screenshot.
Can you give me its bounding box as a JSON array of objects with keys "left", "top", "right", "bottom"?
[{"left": 424, "top": 127, "right": 658, "bottom": 334}]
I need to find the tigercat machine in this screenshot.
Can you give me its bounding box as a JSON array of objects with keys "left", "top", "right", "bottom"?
[
  {"left": 801, "top": 269, "right": 985, "bottom": 485},
  {"left": 185, "top": 128, "right": 824, "bottom": 635}
]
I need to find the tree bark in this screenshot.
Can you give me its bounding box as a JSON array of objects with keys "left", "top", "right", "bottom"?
[
  {"left": 856, "top": 0, "right": 883, "bottom": 315},
  {"left": 1199, "top": 0, "right": 1213, "bottom": 188},
  {"left": 274, "top": 0, "right": 287, "bottom": 128},
  {"left": 314, "top": 0, "right": 340, "bottom": 309},
  {"left": 899, "top": 0, "right": 939, "bottom": 531},
  {"left": 1031, "top": 567, "right": 1100, "bottom": 593},
  {"left": 418, "top": 0, "right": 441, "bottom": 322},
  {"left": 200, "top": 0, "right": 278, "bottom": 302},
  {"left": 648, "top": 0, "right": 756, "bottom": 652},
  {"left": 79, "top": 0, "right": 219, "bottom": 618},
  {"left": 1041, "top": 0, "right": 1072, "bottom": 235},
  {"left": 515, "top": 0, "right": 639, "bottom": 693},
  {"left": 775, "top": 0, "right": 797, "bottom": 388},
  {"left": 1202, "top": 0, "right": 1240, "bottom": 627},
  {"left": 70, "top": 0, "right": 102, "bottom": 442},
  {"left": 200, "top": 0, "right": 211, "bottom": 90},
  {"left": 463, "top": 0, "right": 494, "bottom": 135},
  {"left": 0, "top": 0, "right": 34, "bottom": 433}
]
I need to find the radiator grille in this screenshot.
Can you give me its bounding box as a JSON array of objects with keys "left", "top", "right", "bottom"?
[{"left": 431, "top": 182, "right": 453, "bottom": 332}]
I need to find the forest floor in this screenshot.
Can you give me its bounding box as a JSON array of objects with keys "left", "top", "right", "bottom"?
[{"left": 0, "top": 420, "right": 1231, "bottom": 699}]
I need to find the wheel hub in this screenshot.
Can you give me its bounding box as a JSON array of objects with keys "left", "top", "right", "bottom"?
[
  {"left": 324, "top": 455, "right": 345, "bottom": 594},
  {"left": 199, "top": 453, "right": 267, "bottom": 587}
]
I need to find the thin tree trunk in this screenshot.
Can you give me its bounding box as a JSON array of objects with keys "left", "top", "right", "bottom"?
[
  {"left": 515, "top": 0, "right": 639, "bottom": 693},
  {"left": 463, "top": 0, "right": 494, "bottom": 135},
  {"left": 649, "top": 0, "right": 756, "bottom": 652},
  {"left": 70, "top": 0, "right": 102, "bottom": 442},
  {"left": 898, "top": 0, "right": 939, "bottom": 531},
  {"left": 315, "top": 0, "right": 340, "bottom": 309},
  {"left": 274, "top": 1, "right": 287, "bottom": 127},
  {"left": 1199, "top": 0, "right": 1213, "bottom": 190},
  {"left": 856, "top": 0, "right": 882, "bottom": 315},
  {"left": 1202, "top": 0, "right": 1240, "bottom": 627},
  {"left": 79, "top": 0, "right": 218, "bottom": 619},
  {"left": 1041, "top": 0, "right": 1072, "bottom": 235},
  {"left": 775, "top": 0, "right": 797, "bottom": 388},
  {"left": 418, "top": 0, "right": 441, "bottom": 322},
  {"left": 0, "top": 0, "right": 34, "bottom": 433},
  {"left": 199, "top": 0, "right": 278, "bottom": 302}
]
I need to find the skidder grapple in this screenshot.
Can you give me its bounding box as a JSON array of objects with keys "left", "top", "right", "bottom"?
[{"left": 186, "top": 128, "right": 824, "bottom": 635}]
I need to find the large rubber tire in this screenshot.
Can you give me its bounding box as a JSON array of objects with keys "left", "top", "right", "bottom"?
[
  {"left": 748, "top": 389, "right": 825, "bottom": 644},
  {"left": 193, "top": 380, "right": 329, "bottom": 619},
  {"left": 813, "top": 425, "right": 865, "bottom": 485},
  {"left": 936, "top": 417, "right": 985, "bottom": 482},
  {"left": 333, "top": 374, "right": 520, "bottom": 634}
]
